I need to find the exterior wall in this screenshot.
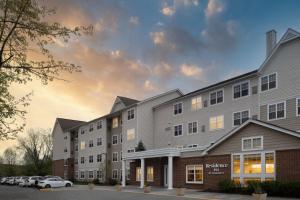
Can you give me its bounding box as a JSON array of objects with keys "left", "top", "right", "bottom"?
[
  {"left": 276, "top": 149, "right": 300, "bottom": 182},
  {"left": 52, "top": 159, "right": 64, "bottom": 178},
  {"left": 52, "top": 122, "right": 70, "bottom": 161},
  {"left": 209, "top": 123, "right": 300, "bottom": 156},
  {"left": 122, "top": 106, "right": 138, "bottom": 153},
  {"left": 259, "top": 38, "right": 300, "bottom": 106},
  {"left": 153, "top": 76, "right": 259, "bottom": 149},
  {"left": 260, "top": 98, "right": 300, "bottom": 131}
]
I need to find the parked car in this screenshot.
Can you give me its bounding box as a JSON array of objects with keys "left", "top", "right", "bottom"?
[
  {"left": 0, "top": 177, "right": 7, "bottom": 184},
  {"left": 18, "top": 177, "right": 28, "bottom": 187},
  {"left": 7, "top": 177, "right": 16, "bottom": 185},
  {"left": 37, "top": 178, "right": 73, "bottom": 188},
  {"left": 27, "top": 176, "right": 42, "bottom": 187}
]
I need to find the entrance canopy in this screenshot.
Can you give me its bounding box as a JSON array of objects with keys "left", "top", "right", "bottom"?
[{"left": 123, "top": 148, "right": 181, "bottom": 160}]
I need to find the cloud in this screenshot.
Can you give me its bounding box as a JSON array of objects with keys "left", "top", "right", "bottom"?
[
  {"left": 180, "top": 64, "right": 204, "bottom": 80},
  {"left": 174, "top": 0, "right": 200, "bottom": 7},
  {"left": 161, "top": 0, "right": 199, "bottom": 16},
  {"left": 143, "top": 80, "right": 157, "bottom": 91},
  {"left": 153, "top": 62, "right": 173, "bottom": 76},
  {"left": 129, "top": 16, "right": 140, "bottom": 26},
  {"left": 150, "top": 32, "right": 166, "bottom": 45},
  {"left": 205, "top": 0, "right": 225, "bottom": 18},
  {"left": 161, "top": 4, "right": 176, "bottom": 16}
]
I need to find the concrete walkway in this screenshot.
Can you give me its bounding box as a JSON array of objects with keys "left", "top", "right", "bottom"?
[{"left": 55, "top": 185, "right": 297, "bottom": 200}]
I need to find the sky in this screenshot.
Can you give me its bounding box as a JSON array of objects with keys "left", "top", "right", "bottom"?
[{"left": 2, "top": 0, "right": 300, "bottom": 154}]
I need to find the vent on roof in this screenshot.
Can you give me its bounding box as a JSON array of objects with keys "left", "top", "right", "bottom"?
[
  {"left": 201, "top": 125, "right": 206, "bottom": 132},
  {"left": 252, "top": 86, "right": 258, "bottom": 95},
  {"left": 203, "top": 100, "right": 208, "bottom": 108}
]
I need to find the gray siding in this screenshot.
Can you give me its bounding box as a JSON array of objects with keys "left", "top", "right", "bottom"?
[
  {"left": 209, "top": 123, "right": 300, "bottom": 156},
  {"left": 52, "top": 121, "right": 70, "bottom": 161}
]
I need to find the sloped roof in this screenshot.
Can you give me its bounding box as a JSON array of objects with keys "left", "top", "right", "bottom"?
[
  {"left": 117, "top": 96, "right": 140, "bottom": 106},
  {"left": 56, "top": 118, "right": 85, "bottom": 131},
  {"left": 203, "top": 119, "right": 300, "bottom": 154}
]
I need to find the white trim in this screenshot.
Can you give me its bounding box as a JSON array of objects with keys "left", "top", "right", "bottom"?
[
  {"left": 204, "top": 119, "right": 300, "bottom": 154},
  {"left": 232, "top": 80, "right": 250, "bottom": 100},
  {"left": 209, "top": 88, "right": 224, "bottom": 106},
  {"left": 241, "top": 136, "right": 263, "bottom": 151},
  {"left": 173, "top": 102, "right": 183, "bottom": 116},
  {"left": 173, "top": 124, "right": 183, "bottom": 137},
  {"left": 123, "top": 147, "right": 181, "bottom": 160},
  {"left": 259, "top": 72, "right": 278, "bottom": 93},
  {"left": 127, "top": 108, "right": 135, "bottom": 121},
  {"left": 296, "top": 98, "right": 300, "bottom": 117},
  {"left": 112, "top": 135, "right": 118, "bottom": 145},
  {"left": 112, "top": 152, "right": 118, "bottom": 162},
  {"left": 267, "top": 101, "right": 286, "bottom": 121},
  {"left": 185, "top": 165, "right": 204, "bottom": 184},
  {"left": 232, "top": 109, "right": 250, "bottom": 127},
  {"left": 187, "top": 121, "right": 198, "bottom": 135}
]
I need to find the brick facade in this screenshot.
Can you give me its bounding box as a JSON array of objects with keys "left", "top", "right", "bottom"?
[
  {"left": 276, "top": 149, "right": 300, "bottom": 182},
  {"left": 52, "top": 159, "right": 64, "bottom": 178}
]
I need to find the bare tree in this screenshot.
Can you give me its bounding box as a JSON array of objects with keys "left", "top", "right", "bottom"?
[
  {"left": 0, "top": 0, "right": 92, "bottom": 139},
  {"left": 3, "top": 147, "right": 17, "bottom": 165}
]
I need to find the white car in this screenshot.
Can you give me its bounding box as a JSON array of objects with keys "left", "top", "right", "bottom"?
[
  {"left": 18, "top": 177, "right": 29, "bottom": 187},
  {"left": 37, "top": 178, "right": 73, "bottom": 188},
  {"left": 28, "top": 176, "right": 42, "bottom": 187},
  {"left": 7, "top": 177, "right": 16, "bottom": 185},
  {"left": 1, "top": 177, "right": 7, "bottom": 184}
]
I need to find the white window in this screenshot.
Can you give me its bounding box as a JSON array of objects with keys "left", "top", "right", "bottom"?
[
  {"left": 112, "top": 152, "right": 118, "bottom": 162},
  {"left": 88, "top": 171, "right": 93, "bottom": 179},
  {"left": 127, "top": 149, "right": 135, "bottom": 153},
  {"left": 187, "top": 144, "right": 198, "bottom": 148},
  {"left": 89, "top": 140, "right": 93, "bottom": 147},
  {"left": 97, "top": 121, "right": 102, "bottom": 129},
  {"left": 81, "top": 129, "right": 85, "bottom": 135},
  {"left": 233, "top": 110, "right": 250, "bottom": 126},
  {"left": 210, "top": 89, "right": 223, "bottom": 105},
  {"left": 188, "top": 122, "right": 198, "bottom": 134},
  {"left": 80, "top": 171, "right": 85, "bottom": 179},
  {"left": 136, "top": 167, "right": 141, "bottom": 181},
  {"left": 97, "top": 154, "right": 102, "bottom": 162},
  {"left": 89, "top": 124, "right": 94, "bottom": 132},
  {"left": 97, "top": 138, "right": 102, "bottom": 146},
  {"left": 97, "top": 170, "right": 103, "bottom": 179},
  {"left": 127, "top": 109, "right": 135, "bottom": 120},
  {"left": 89, "top": 155, "right": 93, "bottom": 163},
  {"left": 147, "top": 166, "right": 154, "bottom": 182},
  {"left": 127, "top": 129, "right": 135, "bottom": 141},
  {"left": 261, "top": 73, "right": 277, "bottom": 92},
  {"left": 268, "top": 102, "right": 285, "bottom": 120},
  {"left": 242, "top": 136, "right": 263, "bottom": 151},
  {"left": 64, "top": 147, "right": 67, "bottom": 153},
  {"left": 209, "top": 115, "right": 224, "bottom": 131},
  {"left": 233, "top": 81, "right": 249, "bottom": 99},
  {"left": 112, "top": 169, "right": 118, "bottom": 179},
  {"left": 75, "top": 171, "right": 79, "bottom": 179},
  {"left": 112, "top": 135, "right": 118, "bottom": 145},
  {"left": 174, "top": 125, "right": 183, "bottom": 136},
  {"left": 174, "top": 102, "right": 183, "bottom": 115},
  {"left": 112, "top": 117, "right": 119, "bottom": 128},
  {"left": 191, "top": 96, "right": 202, "bottom": 111},
  {"left": 186, "top": 165, "right": 203, "bottom": 184},
  {"left": 80, "top": 157, "right": 84, "bottom": 164},
  {"left": 120, "top": 151, "right": 122, "bottom": 160},
  {"left": 297, "top": 98, "right": 300, "bottom": 116},
  {"left": 80, "top": 141, "right": 86, "bottom": 150}
]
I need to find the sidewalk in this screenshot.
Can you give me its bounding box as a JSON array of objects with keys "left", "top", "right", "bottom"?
[{"left": 58, "top": 185, "right": 297, "bottom": 200}]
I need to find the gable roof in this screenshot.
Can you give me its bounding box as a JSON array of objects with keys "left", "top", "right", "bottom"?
[
  {"left": 203, "top": 119, "right": 300, "bottom": 155},
  {"left": 117, "top": 96, "right": 140, "bottom": 107},
  {"left": 56, "top": 118, "right": 85, "bottom": 131},
  {"left": 258, "top": 28, "right": 300, "bottom": 73}
]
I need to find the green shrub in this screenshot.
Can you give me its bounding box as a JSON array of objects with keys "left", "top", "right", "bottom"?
[
  {"left": 92, "top": 178, "right": 100, "bottom": 185},
  {"left": 218, "top": 179, "right": 240, "bottom": 193}
]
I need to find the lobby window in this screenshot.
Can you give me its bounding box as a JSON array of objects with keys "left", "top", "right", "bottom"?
[
  {"left": 261, "top": 73, "right": 277, "bottom": 92},
  {"left": 97, "top": 138, "right": 102, "bottom": 146},
  {"left": 127, "top": 129, "right": 135, "bottom": 141},
  {"left": 89, "top": 171, "right": 93, "bottom": 179},
  {"left": 97, "top": 120, "right": 102, "bottom": 129},
  {"left": 268, "top": 102, "right": 285, "bottom": 120},
  {"left": 80, "top": 157, "right": 84, "bottom": 164},
  {"left": 265, "top": 153, "right": 275, "bottom": 174},
  {"left": 188, "top": 122, "right": 198, "bottom": 134},
  {"left": 80, "top": 171, "right": 85, "bottom": 179},
  {"left": 233, "top": 82, "right": 249, "bottom": 99},
  {"left": 112, "top": 135, "right": 118, "bottom": 145},
  {"left": 174, "top": 102, "right": 183, "bottom": 115},
  {"left": 242, "top": 136, "right": 263, "bottom": 151},
  {"left": 89, "top": 124, "right": 94, "bottom": 132},
  {"left": 233, "top": 155, "right": 240, "bottom": 174},
  {"left": 97, "top": 170, "right": 103, "bottom": 179},
  {"left": 210, "top": 89, "right": 223, "bottom": 105},
  {"left": 191, "top": 96, "right": 202, "bottom": 111},
  {"left": 297, "top": 98, "right": 300, "bottom": 116},
  {"left": 89, "top": 155, "right": 93, "bottom": 163},
  {"left": 186, "top": 165, "right": 203, "bottom": 184},
  {"left": 112, "top": 169, "right": 118, "bottom": 180},
  {"left": 147, "top": 166, "right": 154, "bottom": 182},
  {"left": 112, "top": 152, "right": 118, "bottom": 162},
  {"left": 244, "top": 154, "right": 261, "bottom": 174},
  {"left": 112, "top": 117, "right": 119, "bottom": 128},
  {"left": 136, "top": 167, "right": 141, "bottom": 181},
  {"left": 233, "top": 110, "right": 249, "bottom": 126},
  {"left": 80, "top": 141, "right": 86, "bottom": 150},
  {"left": 89, "top": 140, "right": 93, "bottom": 148},
  {"left": 127, "top": 108, "right": 135, "bottom": 120},
  {"left": 174, "top": 125, "right": 183, "bottom": 136},
  {"left": 209, "top": 115, "right": 224, "bottom": 131},
  {"left": 97, "top": 154, "right": 102, "bottom": 163}
]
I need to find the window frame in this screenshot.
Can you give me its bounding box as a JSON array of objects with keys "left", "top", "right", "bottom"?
[
  {"left": 80, "top": 141, "right": 86, "bottom": 150},
  {"left": 297, "top": 98, "right": 300, "bottom": 117},
  {"left": 209, "top": 115, "right": 224, "bottom": 131},
  {"left": 97, "top": 138, "right": 102, "bottom": 146},
  {"left": 80, "top": 171, "right": 85, "bottom": 179},
  {"left": 146, "top": 166, "right": 154, "bottom": 182},
  {"left": 112, "top": 169, "right": 118, "bottom": 180},
  {"left": 267, "top": 101, "right": 286, "bottom": 121},
  {"left": 232, "top": 80, "right": 250, "bottom": 100},
  {"left": 187, "top": 121, "right": 198, "bottom": 135},
  {"left": 260, "top": 72, "right": 278, "bottom": 93},
  {"left": 232, "top": 110, "right": 250, "bottom": 127},
  {"left": 209, "top": 89, "right": 224, "bottom": 106},
  {"left": 112, "top": 135, "right": 118, "bottom": 145},
  {"left": 89, "top": 140, "right": 94, "bottom": 148},
  {"left": 97, "top": 120, "right": 102, "bottom": 129},
  {"left": 191, "top": 96, "right": 202, "bottom": 111},
  {"left": 185, "top": 165, "right": 204, "bottom": 184},
  {"left": 112, "top": 117, "right": 119, "bottom": 128},
  {"left": 126, "top": 128, "right": 135, "bottom": 141},
  {"left": 89, "top": 155, "right": 93, "bottom": 163},
  {"left": 127, "top": 108, "right": 135, "bottom": 120},
  {"left": 97, "top": 154, "right": 102, "bottom": 163},
  {"left": 80, "top": 157, "right": 84, "bottom": 164},
  {"left": 173, "top": 102, "right": 183, "bottom": 116},
  {"left": 242, "top": 136, "right": 263, "bottom": 151},
  {"left": 174, "top": 124, "right": 183, "bottom": 137},
  {"left": 112, "top": 152, "right": 118, "bottom": 162},
  {"left": 136, "top": 167, "right": 141, "bottom": 181}
]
